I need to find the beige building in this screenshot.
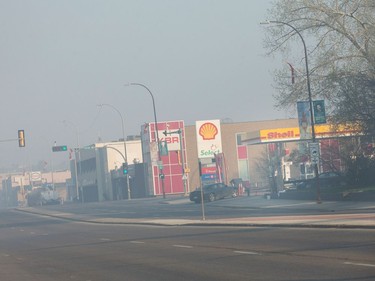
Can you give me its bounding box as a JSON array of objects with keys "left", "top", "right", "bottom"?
[{"left": 184, "top": 118, "right": 299, "bottom": 192}]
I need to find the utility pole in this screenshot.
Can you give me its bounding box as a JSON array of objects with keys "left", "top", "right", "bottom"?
[
  {"left": 126, "top": 83, "right": 166, "bottom": 198},
  {"left": 261, "top": 20, "right": 321, "bottom": 203}
]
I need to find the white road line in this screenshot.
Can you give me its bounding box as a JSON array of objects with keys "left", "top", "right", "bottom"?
[
  {"left": 100, "top": 238, "right": 111, "bottom": 241},
  {"left": 173, "top": 245, "right": 193, "bottom": 249},
  {"left": 130, "top": 241, "right": 145, "bottom": 244},
  {"left": 344, "top": 262, "right": 375, "bottom": 268},
  {"left": 234, "top": 251, "right": 261, "bottom": 255},
  {"left": 263, "top": 202, "right": 323, "bottom": 208}
]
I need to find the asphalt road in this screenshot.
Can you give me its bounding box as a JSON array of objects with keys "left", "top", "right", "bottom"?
[{"left": 1, "top": 209, "right": 375, "bottom": 281}]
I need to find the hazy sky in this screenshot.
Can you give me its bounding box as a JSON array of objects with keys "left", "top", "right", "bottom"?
[{"left": 0, "top": 0, "right": 291, "bottom": 170}]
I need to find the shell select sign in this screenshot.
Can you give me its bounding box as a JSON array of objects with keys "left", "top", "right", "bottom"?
[{"left": 196, "top": 120, "right": 222, "bottom": 159}]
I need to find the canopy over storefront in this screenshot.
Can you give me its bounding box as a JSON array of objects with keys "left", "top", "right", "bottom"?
[{"left": 241, "top": 123, "right": 362, "bottom": 145}]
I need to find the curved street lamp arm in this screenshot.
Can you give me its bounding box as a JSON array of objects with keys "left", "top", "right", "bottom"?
[
  {"left": 125, "top": 82, "right": 165, "bottom": 198},
  {"left": 127, "top": 83, "right": 161, "bottom": 160},
  {"left": 261, "top": 19, "right": 320, "bottom": 203},
  {"left": 104, "top": 145, "right": 126, "bottom": 163},
  {"left": 262, "top": 20, "right": 315, "bottom": 142},
  {"left": 97, "top": 103, "right": 128, "bottom": 162}
]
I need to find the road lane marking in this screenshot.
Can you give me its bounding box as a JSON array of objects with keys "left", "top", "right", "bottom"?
[
  {"left": 234, "top": 251, "right": 261, "bottom": 255},
  {"left": 130, "top": 241, "right": 145, "bottom": 244},
  {"left": 173, "top": 245, "right": 193, "bottom": 249},
  {"left": 344, "top": 262, "right": 375, "bottom": 268},
  {"left": 263, "top": 202, "right": 323, "bottom": 208},
  {"left": 100, "top": 238, "right": 111, "bottom": 241}
]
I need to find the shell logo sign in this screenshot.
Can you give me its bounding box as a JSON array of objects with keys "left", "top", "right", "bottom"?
[
  {"left": 196, "top": 120, "right": 222, "bottom": 158},
  {"left": 260, "top": 128, "right": 300, "bottom": 142},
  {"left": 259, "top": 124, "right": 361, "bottom": 143},
  {"left": 199, "top": 122, "right": 218, "bottom": 140}
]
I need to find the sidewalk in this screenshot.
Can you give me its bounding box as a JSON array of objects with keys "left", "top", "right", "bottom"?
[
  {"left": 162, "top": 196, "right": 375, "bottom": 228},
  {"left": 16, "top": 196, "right": 375, "bottom": 229}
]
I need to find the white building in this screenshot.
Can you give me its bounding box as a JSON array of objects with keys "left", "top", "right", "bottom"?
[{"left": 70, "top": 139, "right": 143, "bottom": 202}]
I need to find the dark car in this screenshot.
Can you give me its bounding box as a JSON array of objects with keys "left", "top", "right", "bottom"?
[
  {"left": 189, "top": 182, "right": 237, "bottom": 203},
  {"left": 297, "top": 172, "right": 346, "bottom": 189}
]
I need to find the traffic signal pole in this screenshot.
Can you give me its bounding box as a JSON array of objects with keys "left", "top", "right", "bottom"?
[
  {"left": 97, "top": 103, "right": 131, "bottom": 200},
  {"left": 0, "top": 130, "right": 26, "bottom": 147},
  {"left": 105, "top": 145, "right": 130, "bottom": 200}
]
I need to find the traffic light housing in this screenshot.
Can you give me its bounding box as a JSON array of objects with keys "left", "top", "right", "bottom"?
[
  {"left": 122, "top": 162, "right": 128, "bottom": 175},
  {"left": 52, "top": 145, "right": 68, "bottom": 152},
  {"left": 18, "top": 130, "right": 25, "bottom": 147}
]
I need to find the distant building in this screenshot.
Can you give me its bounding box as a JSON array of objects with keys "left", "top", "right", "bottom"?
[{"left": 0, "top": 170, "right": 70, "bottom": 207}]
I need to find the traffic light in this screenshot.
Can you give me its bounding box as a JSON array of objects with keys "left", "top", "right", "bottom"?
[
  {"left": 122, "top": 162, "right": 128, "bottom": 175},
  {"left": 52, "top": 145, "right": 68, "bottom": 152},
  {"left": 18, "top": 130, "right": 25, "bottom": 147}
]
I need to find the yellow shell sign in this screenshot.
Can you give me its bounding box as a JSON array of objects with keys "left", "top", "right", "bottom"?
[
  {"left": 199, "top": 122, "right": 218, "bottom": 140},
  {"left": 260, "top": 127, "right": 300, "bottom": 142},
  {"left": 259, "top": 124, "right": 361, "bottom": 143}
]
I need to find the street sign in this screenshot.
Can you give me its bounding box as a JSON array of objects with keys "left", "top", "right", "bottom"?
[
  {"left": 201, "top": 174, "right": 217, "bottom": 180},
  {"left": 309, "top": 142, "right": 320, "bottom": 164},
  {"left": 313, "top": 100, "right": 326, "bottom": 124}
]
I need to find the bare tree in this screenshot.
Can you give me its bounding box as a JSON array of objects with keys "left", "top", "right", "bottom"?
[
  {"left": 330, "top": 74, "right": 375, "bottom": 135},
  {"left": 263, "top": 0, "right": 375, "bottom": 126},
  {"left": 255, "top": 146, "right": 284, "bottom": 195}
]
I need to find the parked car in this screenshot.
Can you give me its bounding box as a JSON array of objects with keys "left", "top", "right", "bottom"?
[
  {"left": 189, "top": 182, "right": 238, "bottom": 203},
  {"left": 297, "top": 172, "right": 346, "bottom": 189}
]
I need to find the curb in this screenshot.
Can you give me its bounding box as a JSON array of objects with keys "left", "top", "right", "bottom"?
[{"left": 15, "top": 208, "right": 375, "bottom": 229}]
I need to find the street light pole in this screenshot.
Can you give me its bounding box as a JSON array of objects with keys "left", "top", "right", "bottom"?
[
  {"left": 63, "top": 120, "right": 83, "bottom": 203},
  {"left": 125, "top": 82, "right": 166, "bottom": 198},
  {"left": 98, "top": 103, "right": 131, "bottom": 200},
  {"left": 261, "top": 20, "right": 321, "bottom": 203}
]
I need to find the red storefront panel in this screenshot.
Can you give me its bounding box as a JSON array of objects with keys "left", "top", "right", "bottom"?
[
  {"left": 149, "top": 120, "right": 188, "bottom": 196},
  {"left": 237, "top": 145, "right": 247, "bottom": 160}
]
